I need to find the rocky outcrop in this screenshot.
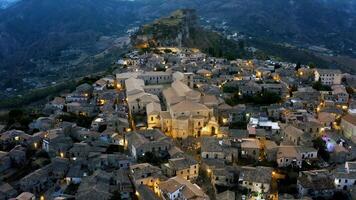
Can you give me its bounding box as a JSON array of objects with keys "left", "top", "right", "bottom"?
[{"left": 131, "top": 9, "right": 198, "bottom": 48}]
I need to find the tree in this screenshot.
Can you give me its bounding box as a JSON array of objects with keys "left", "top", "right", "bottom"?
[
  {"left": 274, "top": 63, "right": 282, "bottom": 69},
  {"left": 109, "top": 191, "right": 122, "bottom": 200},
  {"left": 308, "top": 62, "right": 317, "bottom": 69},
  {"left": 313, "top": 137, "right": 330, "bottom": 162},
  {"left": 137, "top": 152, "right": 168, "bottom": 166},
  {"left": 222, "top": 85, "right": 238, "bottom": 93},
  {"left": 312, "top": 80, "right": 331, "bottom": 91},
  {"left": 346, "top": 86, "right": 354, "bottom": 95},
  {"left": 164, "top": 48, "right": 172, "bottom": 54},
  {"left": 295, "top": 62, "right": 301, "bottom": 71},
  {"left": 238, "top": 40, "right": 245, "bottom": 50}
]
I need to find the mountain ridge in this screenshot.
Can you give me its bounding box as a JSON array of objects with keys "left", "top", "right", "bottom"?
[{"left": 1, "top": 0, "right": 356, "bottom": 94}]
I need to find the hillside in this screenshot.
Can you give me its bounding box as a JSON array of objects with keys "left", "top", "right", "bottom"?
[
  {"left": 142, "top": 0, "right": 356, "bottom": 57},
  {"left": 0, "top": 0, "right": 139, "bottom": 68},
  {"left": 0, "top": 0, "right": 144, "bottom": 94},
  {"left": 132, "top": 9, "right": 247, "bottom": 59},
  {"left": 0, "top": 0, "right": 356, "bottom": 94}
]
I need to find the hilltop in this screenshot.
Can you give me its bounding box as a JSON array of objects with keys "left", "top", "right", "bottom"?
[{"left": 132, "top": 9, "right": 247, "bottom": 59}]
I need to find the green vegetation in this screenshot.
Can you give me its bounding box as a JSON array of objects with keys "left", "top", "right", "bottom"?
[
  {"left": 137, "top": 152, "right": 169, "bottom": 166},
  {"left": 0, "top": 81, "right": 76, "bottom": 110},
  {"left": 77, "top": 76, "right": 101, "bottom": 86},
  {"left": 196, "top": 167, "right": 216, "bottom": 200},
  {"left": 1, "top": 109, "right": 44, "bottom": 133},
  {"left": 312, "top": 80, "right": 332, "bottom": 91},
  {"left": 312, "top": 137, "right": 330, "bottom": 162},
  {"left": 222, "top": 85, "right": 238, "bottom": 93},
  {"left": 229, "top": 121, "right": 248, "bottom": 129},
  {"left": 346, "top": 87, "right": 354, "bottom": 95},
  {"left": 58, "top": 113, "right": 95, "bottom": 129},
  {"left": 64, "top": 183, "right": 80, "bottom": 195},
  {"left": 106, "top": 144, "right": 126, "bottom": 154},
  {"left": 249, "top": 39, "right": 330, "bottom": 68},
  {"left": 277, "top": 168, "right": 298, "bottom": 194},
  {"left": 109, "top": 191, "right": 122, "bottom": 200},
  {"left": 133, "top": 9, "right": 249, "bottom": 60},
  {"left": 193, "top": 29, "right": 248, "bottom": 60},
  {"left": 225, "top": 91, "right": 281, "bottom": 106}
]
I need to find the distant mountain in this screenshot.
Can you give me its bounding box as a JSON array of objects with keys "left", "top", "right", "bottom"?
[
  {"left": 1, "top": 0, "right": 356, "bottom": 71},
  {"left": 0, "top": 0, "right": 141, "bottom": 69},
  {"left": 0, "top": 0, "right": 355, "bottom": 92},
  {"left": 144, "top": 0, "right": 356, "bottom": 56}
]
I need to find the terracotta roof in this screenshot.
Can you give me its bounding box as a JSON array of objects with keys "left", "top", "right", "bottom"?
[
  {"left": 277, "top": 146, "right": 301, "bottom": 159},
  {"left": 201, "top": 95, "right": 218, "bottom": 105},
  {"left": 170, "top": 100, "right": 209, "bottom": 113},
  {"left": 172, "top": 80, "right": 192, "bottom": 97},
  {"left": 146, "top": 102, "right": 162, "bottom": 115},
  {"left": 159, "top": 176, "right": 209, "bottom": 199},
  {"left": 16, "top": 192, "right": 35, "bottom": 200}
]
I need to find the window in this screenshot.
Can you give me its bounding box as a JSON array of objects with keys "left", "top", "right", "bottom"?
[{"left": 151, "top": 117, "right": 154, "bottom": 121}]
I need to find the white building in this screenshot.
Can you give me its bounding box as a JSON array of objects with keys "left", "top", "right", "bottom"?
[
  {"left": 334, "top": 162, "right": 356, "bottom": 190},
  {"left": 239, "top": 166, "right": 273, "bottom": 194},
  {"left": 277, "top": 146, "right": 317, "bottom": 168},
  {"left": 159, "top": 80, "right": 219, "bottom": 139},
  {"left": 314, "top": 68, "right": 342, "bottom": 85},
  {"left": 139, "top": 71, "right": 172, "bottom": 85},
  {"left": 341, "top": 114, "right": 356, "bottom": 142},
  {"left": 158, "top": 176, "right": 210, "bottom": 200},
  {"left": 125, "top": 77, "right": 160, "bottom": 114}
]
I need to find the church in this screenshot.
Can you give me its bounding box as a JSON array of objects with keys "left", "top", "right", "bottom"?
[{"left": 147, "top": 72, "right": 219, "bottom": 139}]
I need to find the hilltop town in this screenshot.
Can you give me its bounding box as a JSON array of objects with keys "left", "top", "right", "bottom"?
[
  {"left": 1, "top": 44, "right": 356, "bottom": 200},
  {"left": 1, "top": 9, "right": 356, "bottom": 200}
]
